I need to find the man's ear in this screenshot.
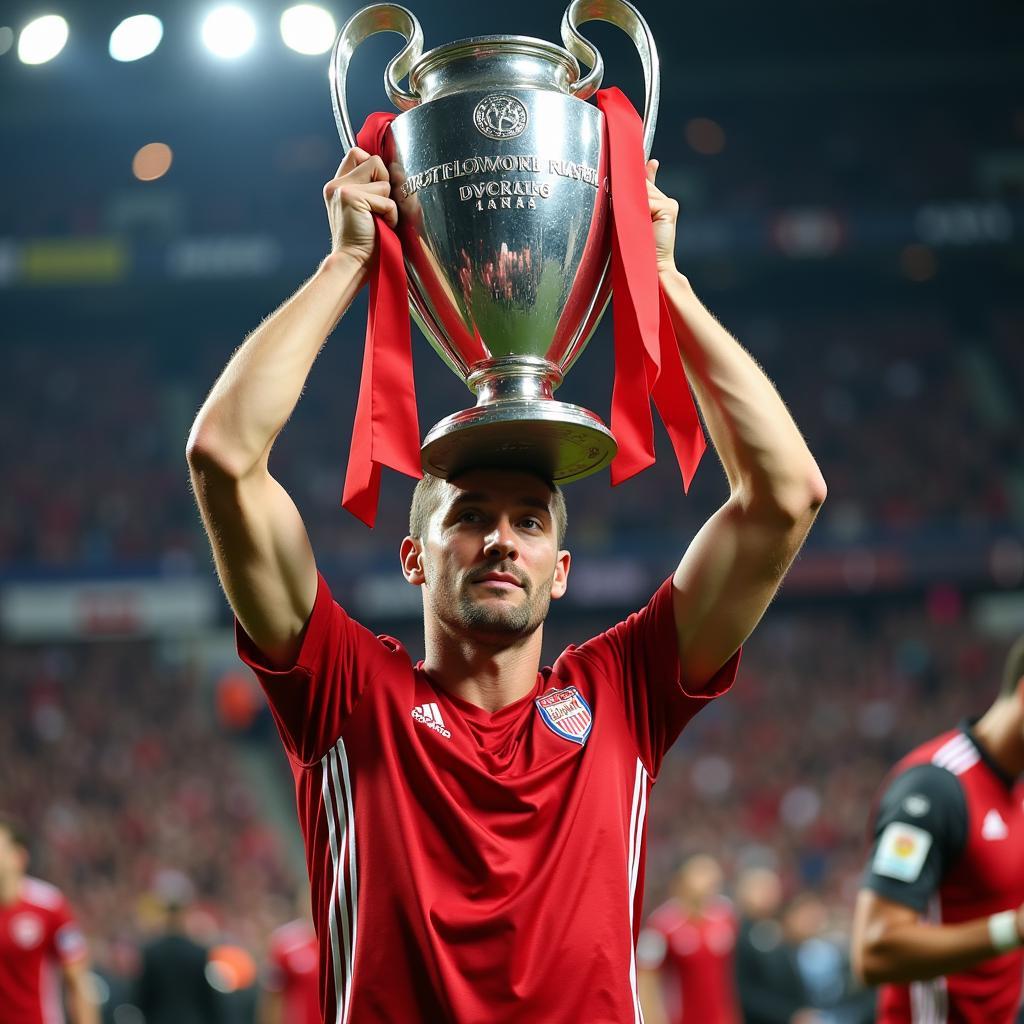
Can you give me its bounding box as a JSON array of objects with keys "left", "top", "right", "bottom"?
[
  {"left": 550, "top": 548, "right": 571, "bottom": 601},
  {"left": 400, "top": 536, "right": 425, "bottom": 586}
]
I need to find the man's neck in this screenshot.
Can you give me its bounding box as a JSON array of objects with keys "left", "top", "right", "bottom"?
[
  {"left": 0, "top": 873, "right": 22, "bottom": 907},
  {"left": 422, "top": 626, "right": 544, "bottom": 713},
  {"left": 973, "top": 700, "right": 1024, "bottom": 779}
]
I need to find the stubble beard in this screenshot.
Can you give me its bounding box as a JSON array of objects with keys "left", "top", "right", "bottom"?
[{"left": 430, "top": 560, "right": 552, "bottom": 641}]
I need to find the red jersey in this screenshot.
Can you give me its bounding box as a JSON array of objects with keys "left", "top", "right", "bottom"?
[
  {"left": 864, "top": 724, "right": 1024, "bottom": 1023},
  {"left": 0, "top": 877, "right": 88, "bottom": 1024},
  {"left": 237, "top": 571, "right": 739, "bottom": 1024},
  {"left": 637, "top": 898, "right": 741, "bottom": 1024},
  {"left": 267, "top": 919, "right": 321, "bottom": 1024}
]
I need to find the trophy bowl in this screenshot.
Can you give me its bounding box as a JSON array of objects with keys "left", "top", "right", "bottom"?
[{"left": 331, "top": 1, "right": 658, "bottom": 483}]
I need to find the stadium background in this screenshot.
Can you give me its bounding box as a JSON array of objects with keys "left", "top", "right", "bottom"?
[{"left": 1, "top": 0, "right": 1022, "bottom": 1019}]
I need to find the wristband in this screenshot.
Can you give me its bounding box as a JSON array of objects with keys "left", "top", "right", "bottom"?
[{"left": 988, "top": 910, "right": 1022, "bottom": 953}]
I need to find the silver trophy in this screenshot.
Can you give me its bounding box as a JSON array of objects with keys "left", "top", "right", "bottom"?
[{"left": 331, "top": 0, "right": 658, "bottom": 482}]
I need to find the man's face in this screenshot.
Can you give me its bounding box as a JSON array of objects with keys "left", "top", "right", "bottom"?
[
  {"left": 402, "top": 469, "right": 570, "bottom": 644},
  {"left": 0, "top": 828, "right": 27, "bottom": 882},
  {"left": 675, "top": 855, "right": 723, "bottom": 908}
]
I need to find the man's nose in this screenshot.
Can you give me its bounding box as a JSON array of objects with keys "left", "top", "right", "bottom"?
[{"left": 483, "top": 520, "right": 518, "bottom": 560}]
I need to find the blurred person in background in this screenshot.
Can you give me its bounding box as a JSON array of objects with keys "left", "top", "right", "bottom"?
[
  {"left": 209, "top": 943, "right": 259, "bottom": 1024},
  {"left": 134, "top": 884, "right": 222, "bottom": 1024},
  {"left": 0, "top": 814, "right": 99, "bottom": 1024},
  {"left": 782, "top": 893, "right": 873, "bottom": 1024},
  {"left": 638, "top": 853, "right": 741, "bottom": 1024},
  {"left": 186, "top": 135, "right": 825, "bottom": 1018},
  {"left": 733, "top": 867, "right": 819, "bottom": 1024},
  {"left": 852, "top": 635, "right": 1024, "bottom": 1023},
  {"left": 89, "top": 938, "right": 140, "bottom": 1024},
  {"left": 261, "top": 901, "right": 319, "bottom": 1024}
]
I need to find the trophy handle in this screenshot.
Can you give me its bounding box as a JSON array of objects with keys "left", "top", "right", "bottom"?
[
  {"left": 330, "top": 3, "right": 424, "bottom": 151},
  {"left": 560, "top": 0, "right": 660, "bottom": 157}
]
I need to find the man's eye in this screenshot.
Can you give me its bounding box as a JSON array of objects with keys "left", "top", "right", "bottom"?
[
  {"left": 521, "top": 517, "right": 542, "bottom": 530},
  {"left": 458, "top": 510, "right": 481, "bottom": 523}
]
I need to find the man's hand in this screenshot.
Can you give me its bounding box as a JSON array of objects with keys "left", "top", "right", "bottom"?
[
  {"left": 646, "top": 158, "right": 679, "bottom": 275},
  {"left": 324, "top": 147, "right": 398, "bottom": 268}
]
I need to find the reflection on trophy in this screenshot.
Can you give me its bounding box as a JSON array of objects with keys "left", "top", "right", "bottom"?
[{"left": 331, "top": 0, "right": 658, "bottom": 483}]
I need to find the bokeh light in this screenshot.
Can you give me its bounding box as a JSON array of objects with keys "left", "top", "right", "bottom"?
[
  {"left": 685, "top": 117, "right": 726, "bottom": 156},
  {"left": 0, "top": 27, "right": 14, "bottom": 56},
  {"left": 132, "top": 142, "right": 174, "bottom": 181},
  {"left": 17, "top": 15, "right": 69, "bottom": 65},
  {"left": 280, "top": 4, "right": 336, "bottom": 56},
  {"left": 201, "top": 5, "right": 257, "bottom": 60},
  {"left": 109, "top": 15, "right": 164, "bottom": 63}
]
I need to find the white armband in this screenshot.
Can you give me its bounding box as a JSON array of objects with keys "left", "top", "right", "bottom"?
[{"left": 988, "top": 910, "right": 1022, "bottom": 953}]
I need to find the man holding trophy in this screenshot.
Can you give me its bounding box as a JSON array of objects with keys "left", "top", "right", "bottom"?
[{"left": 187, "top": 2, "right": 826, "bottom": 1021}]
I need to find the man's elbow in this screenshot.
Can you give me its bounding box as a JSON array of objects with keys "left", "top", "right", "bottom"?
[
  {"left": 744, "top": 468, "right": 827, "bottom": 530},
  {"left": 852, "top": 932, "right": 912, "bottom": 987},
  {"left": 186, "top": 422, "right": 256, "bottom": 483}
]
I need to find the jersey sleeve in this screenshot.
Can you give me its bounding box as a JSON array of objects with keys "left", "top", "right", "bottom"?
[
  {"left": 235, "top": 571, "right": 390, "bottom": 766},
  {"left": 49, "top": 898, "right": 87, "bottom": 966},
  {"left": 862, "top": 762, "right": 967, "bottom": 913},
  {"left": 569, "top": 576, "right": 740, "bottom": 777},
  {"left": 636, "top": 924, "right": 669, "bottom": 971}
]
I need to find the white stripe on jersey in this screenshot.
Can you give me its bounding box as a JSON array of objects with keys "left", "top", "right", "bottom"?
[
  {"left": 910, "top": 896, "right": 947, "bottom": 1023},
  {"left": 911, "top": 977, "right": 947, "bottom": 1023},
  {"left": 41, "top": 958, "right": 63, "bottom": 1024},
  {"left": 626, "top": 758, "right": 649, "bottom": 1024},
  {"left": 931, "top": 734, "right": 978, "bottom": 776},
  {"left": 328, "top": 745, "right": 354, "bottom": 1019},
  {"left": 321, "top": 738, "right": 358, "bottom": 1024},
  {"left": 339, "top": 739, "right": 359, "bottom": 1024}
]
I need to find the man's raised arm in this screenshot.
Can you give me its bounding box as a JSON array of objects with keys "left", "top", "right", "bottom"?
[
  {"left": 186, "top": 147, "right": 396, "bottom": 668},
  {"left": 648, "top": 160, "right": 828, "bottom": 688}
]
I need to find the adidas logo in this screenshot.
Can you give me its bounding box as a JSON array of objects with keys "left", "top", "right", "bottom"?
[
  {"left": 982, "top": 809, "right": 1008, "bottom": 841},
  {"left": 411, "top": 702, "right": 451, "bottom": 739}
]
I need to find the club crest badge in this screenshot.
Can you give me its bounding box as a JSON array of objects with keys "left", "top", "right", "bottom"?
[
  {"left": 535, "top": 686, "right": 593, "bottom": 745},
  {"left": 10, "top": 913, "right": 44, "bottom": 949}
]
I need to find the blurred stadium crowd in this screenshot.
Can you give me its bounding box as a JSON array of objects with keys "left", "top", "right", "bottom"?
[{"left": 2, "top": 301, "right": 1021, "bottom": 572}]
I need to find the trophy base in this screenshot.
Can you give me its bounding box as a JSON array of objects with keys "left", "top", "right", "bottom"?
[{"left": 421, "top": 400, "right": 617, "bottom": 484}]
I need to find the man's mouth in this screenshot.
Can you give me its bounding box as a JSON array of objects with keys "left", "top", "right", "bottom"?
[{"left": 471, "top": 571, "right": 525, "bottom": 590}]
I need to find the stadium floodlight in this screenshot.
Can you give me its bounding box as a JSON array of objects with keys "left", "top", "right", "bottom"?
[
  {"left": 109, "top": 14, "right": 163, "bottom": 62},
  {"left": 201, "top": 5, "right": 256, "bottom": 60},
  {"left": 17, "top": 14, "right": 69, "bottom": 65},
  {"left": 280, "top": 4, "right": 336, "bottom": 56}
]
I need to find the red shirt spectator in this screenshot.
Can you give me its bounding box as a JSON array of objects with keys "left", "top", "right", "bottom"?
[
  {"left": 638, "top": 855, "right": 741, "bottom": 1024},
  {"left": 0, "top": 855, "right": 95, "bottom": 1024},
  {"left": 265, "top": 919, "right": 320, "bottom": 1024}
]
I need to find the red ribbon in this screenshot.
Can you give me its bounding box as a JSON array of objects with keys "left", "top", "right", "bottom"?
[
  {"left": 342, "top": 93, "right": 704, "bottom": 526},
  {"left": 340, "top": 113, "right": 423, "bottom": 527},
  {"left": 596, "top": 87, "right": 705, "bottom": 490}
]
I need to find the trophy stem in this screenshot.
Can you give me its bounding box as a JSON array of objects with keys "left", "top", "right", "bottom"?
[
  {"left": 466, "top": 356, "right": 563, "bottom": 405},
  {"left": 421, "top": 355, "right": 617, "bottom": 484}
]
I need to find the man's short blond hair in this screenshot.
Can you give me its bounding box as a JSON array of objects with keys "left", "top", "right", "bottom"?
[{"left": 408, "top": 472, "right": 567, "bottom": 548}]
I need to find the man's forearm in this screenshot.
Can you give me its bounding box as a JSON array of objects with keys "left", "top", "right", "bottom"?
[
  {"left": 188, "top": 252, "right": 366, "bottom": 477},
  {"left": 659, "top": 268, "right": 825, "bottom": 515},
  {"left": 65, "top": 971, "right": 100, "bottom": 1024},
  {"left": 858, "top": 916, "right": 1010, "bottom": 985}
]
